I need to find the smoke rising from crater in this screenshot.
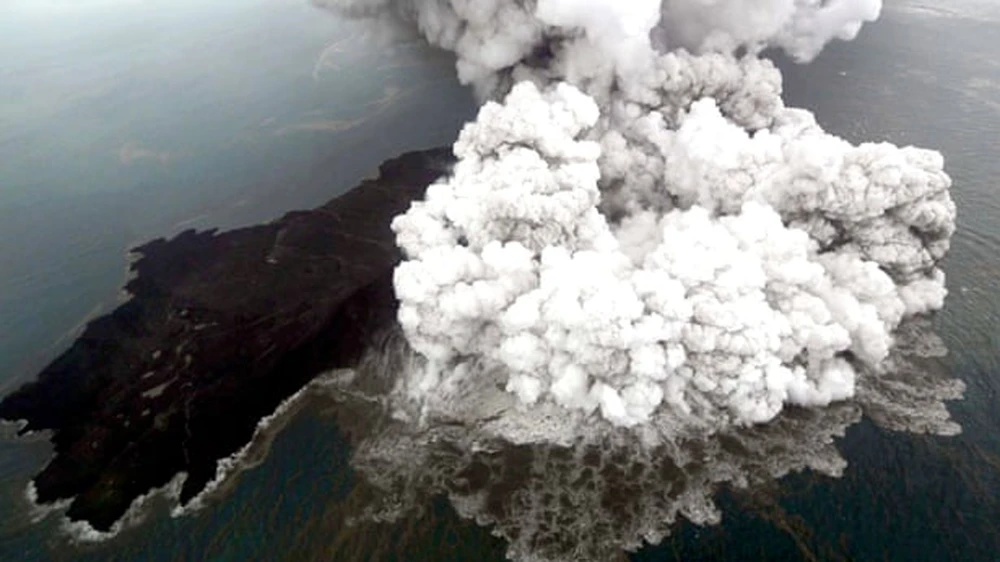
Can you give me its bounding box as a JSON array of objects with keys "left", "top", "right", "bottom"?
[{"left": 317, "top": 0, "right": 955, "bottom": 440}]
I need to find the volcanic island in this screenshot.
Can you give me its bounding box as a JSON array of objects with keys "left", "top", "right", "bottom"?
[{"left": 0, "top": 147, "right": 454, "bottom": 532}]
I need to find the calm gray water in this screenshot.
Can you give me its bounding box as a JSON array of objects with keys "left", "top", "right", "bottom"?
[
  {"left": 1, "top": 1, "right": 998, "bottom": 560},
  {"left": 0, "top": 0, "right": 477, "bottom": 394}
]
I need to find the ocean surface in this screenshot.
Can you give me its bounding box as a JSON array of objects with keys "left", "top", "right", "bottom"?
[{"left": 1, "top": 1, "right": 998, "bottom": 560}]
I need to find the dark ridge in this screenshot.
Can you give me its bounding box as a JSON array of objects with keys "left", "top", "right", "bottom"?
[{"left": 0, "top": 147, "right": 455, "bottom": 532}]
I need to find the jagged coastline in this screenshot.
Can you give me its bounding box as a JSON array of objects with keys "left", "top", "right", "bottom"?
[{"left": 0, "top": 147, "right": 454, "bottom": 533}]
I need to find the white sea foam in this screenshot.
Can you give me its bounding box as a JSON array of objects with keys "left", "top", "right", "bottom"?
[
  {"left": 61, "top": 473, "right": 187, "bottom": 543},
  {"left": 15, "top": 370, "right": 352, "bottom": 540},
  {"left": 0, "top": 418, "right": 28, "bottom": 437},
  {"left": 25, "top": 480, "right": 72, "bottom": 525},
  {"left": 171, "top": 369, "right": 352, "bottom": 516}
]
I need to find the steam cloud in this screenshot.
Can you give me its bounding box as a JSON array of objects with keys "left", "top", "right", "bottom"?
[
  {"left": 318, "top": 0, "right": 955, "bottom": 439},
  {"left": 329, "top": 319, "right": 963, "bottom": 562}
]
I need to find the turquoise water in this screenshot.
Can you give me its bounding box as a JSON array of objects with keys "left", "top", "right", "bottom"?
[{"left": 2, "top": 1, "right": 1000, "bottom": 561}]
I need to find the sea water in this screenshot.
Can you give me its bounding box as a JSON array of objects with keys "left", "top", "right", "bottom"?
[{"left": 1, "top": 1, "right": 998, "bottom": 561}]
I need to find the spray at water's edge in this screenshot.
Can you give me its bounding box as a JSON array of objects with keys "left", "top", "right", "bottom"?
[
  {"left": 327, "top": 317, "right": 962, "bottom": 562},
  {"left": 15, "top": 369, "right": 352, "bottom": 542},
  {"left": 59, "top": 473, "right": 187, "bottom": 544}
]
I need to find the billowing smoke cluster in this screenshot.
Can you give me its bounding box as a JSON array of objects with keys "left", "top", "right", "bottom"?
[{"left": 318, "top": 0, "right": 956, "bottom": 439}]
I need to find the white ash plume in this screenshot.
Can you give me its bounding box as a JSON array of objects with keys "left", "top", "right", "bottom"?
[{"left": 317, "top": 0, "right": 955, "bottom": 439}]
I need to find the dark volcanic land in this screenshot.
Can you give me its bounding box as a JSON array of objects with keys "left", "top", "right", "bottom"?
[{"left": 0, "top": 147, "right": 454, "bottom": 532}]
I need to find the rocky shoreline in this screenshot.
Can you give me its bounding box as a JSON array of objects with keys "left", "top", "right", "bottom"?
[{"left": 0, "top": 147, "right": 454, "bottom": 532}]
